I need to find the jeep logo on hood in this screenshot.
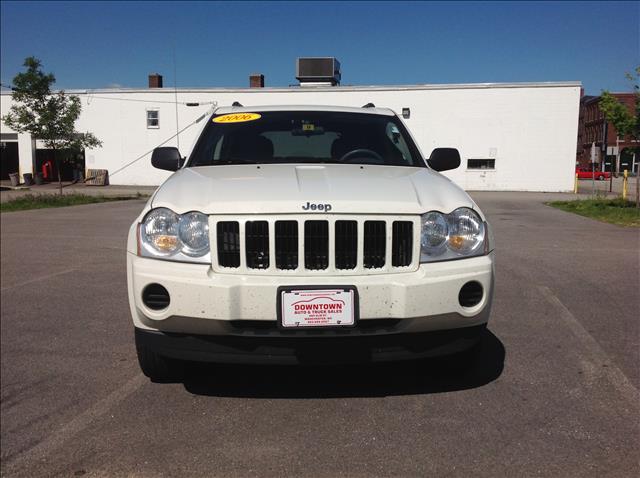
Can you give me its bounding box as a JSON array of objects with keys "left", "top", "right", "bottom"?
[{"left": 302, "top": 202, "right": 332, "bottom": 212}]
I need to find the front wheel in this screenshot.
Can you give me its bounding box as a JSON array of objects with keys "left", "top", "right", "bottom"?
[
  {"left": 135, "top": 336, "right": 185, "bottom": 383},
  {"left": 598, "top": 175, "right": 605, "bottom": 181}
]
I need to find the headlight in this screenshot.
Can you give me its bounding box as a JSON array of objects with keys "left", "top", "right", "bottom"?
[
  {"left": 139, "top": 208, "right": 210, "bottom": 263},
  {"left": 420, "top": 207, "right": 486, "bottom": 262},
  {"left": 140, "top": 208, "right": 180, "bottom": 255},
  {"left": 178, "top": 212, "right": 210, "bottom": 256},
  {"left": 421, "top": 211, "right": 449, "bottom": 255}
]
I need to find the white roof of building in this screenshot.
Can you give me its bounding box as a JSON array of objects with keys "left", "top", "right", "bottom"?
[{"left": 0, "top": 81, "right": 581, "bottom": 96}]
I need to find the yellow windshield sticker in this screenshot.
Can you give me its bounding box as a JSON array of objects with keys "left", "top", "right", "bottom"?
[
  {"left": 302, "top": 123, "right": 315, "bottom": 131},
  {"left": 213, "top": 113, "right": 261, "bottom": 124}
]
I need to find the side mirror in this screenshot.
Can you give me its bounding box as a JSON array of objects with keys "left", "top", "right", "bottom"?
[
  {"left": 427, "top": 148, "right": 461, "bottom": 172},
  {"left": 151, "top": 147, "right": 184, "bottom": 172}
]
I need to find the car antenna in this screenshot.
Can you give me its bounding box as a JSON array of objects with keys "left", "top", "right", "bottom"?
[
  {"left": 362, "top": 103, "right": 375, "bottom": 108},
  {"left": 232, "top": 101, "right": 243, "bottom": 107}
]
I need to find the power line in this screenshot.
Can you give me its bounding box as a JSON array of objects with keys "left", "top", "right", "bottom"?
[
  {"left": 1, "top": 83, "right": 215, "bottom": 106},
  {"left": 85, "top": 95, "right": 216, "bottom": 106},
  {"left": 109, "top": 107, "right": 215, "bottom": 178},
  {"left": 2, "top": 80, "right": 217, "bottom": 177}
]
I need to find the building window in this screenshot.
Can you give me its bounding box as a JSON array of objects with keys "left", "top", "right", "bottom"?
[
  {"left": 147, "top": 110, "right": 159, "bottom": 129},
  {"left": 467, "top": 159, "right": 496, "bottom": 170}
]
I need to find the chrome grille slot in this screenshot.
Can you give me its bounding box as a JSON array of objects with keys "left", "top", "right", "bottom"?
[
  {"left": 335, "top": 220, "right": 357, "bottom": 270},
  {"left": 275, "top": 220, "right": 298, "bottom": 270},
  {"left": 392, "top": 221, "right": 413, "bottom": 267},
  {"left": 363, "top": 221, "right": 386, "bottom": 269},
  {"left": 304, "top": 220, "right": 329, "bottom": 270},
  {"left": 245, "top": 221, "right": 269, "bottom": 269},
  {"left": 216, "top": 221, "right": 240, "bottom": 268}
]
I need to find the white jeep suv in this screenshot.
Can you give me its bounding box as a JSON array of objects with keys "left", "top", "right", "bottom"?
[{"left": 127, "top": 105, "right": 495, "bottom": 381}]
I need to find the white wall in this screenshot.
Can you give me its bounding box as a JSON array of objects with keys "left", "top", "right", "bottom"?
[{"left": 1, "top": 82, "right": 581, "bottom": 191}]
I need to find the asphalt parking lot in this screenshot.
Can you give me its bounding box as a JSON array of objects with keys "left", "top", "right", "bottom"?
[{"left": 1, "top": 192, "right": 639, "bottom": 477}]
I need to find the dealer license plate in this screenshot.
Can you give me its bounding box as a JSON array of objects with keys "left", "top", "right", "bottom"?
[{"left": 278, "top": 287, "right": 358, "bottom": 328}]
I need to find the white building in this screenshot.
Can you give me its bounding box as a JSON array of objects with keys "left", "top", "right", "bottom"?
[{"left": 0, "top": 79, "right": 581, "bottom": 191}]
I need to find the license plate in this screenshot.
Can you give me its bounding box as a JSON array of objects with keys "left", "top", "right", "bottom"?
[{"left": 277, "top": 286, "right": 358, "bottom": 328}]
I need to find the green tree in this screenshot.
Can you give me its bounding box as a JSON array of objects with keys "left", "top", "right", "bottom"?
[
  {"left": 1, "top": 57, "right": 102, "bottom": 194},
  {"left": 599, "top": 67, "right": 639, "bottom": 206},
  {"left": 599, "top": 67, "right": 639, "bottom": 153},
  {"left": 625, "top": 67, "right": 640, "bottom": 141},
  {"left": 599, "top": 90, "right": 635, "bottom": 139}
]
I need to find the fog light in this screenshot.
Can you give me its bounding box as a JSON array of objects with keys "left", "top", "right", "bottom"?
[
  {"left": 459, "top": 281, "right": 483, "bottom": 308},
  {"left": 142, "top": 283, "right": 170, "bottom": 310}
]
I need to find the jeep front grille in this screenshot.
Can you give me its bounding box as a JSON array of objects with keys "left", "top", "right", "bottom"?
[
  {"left": 275, "top": 220, "right": 298, "bottom": 270},
  {"left": 245, "top": 221, "right": 270, "bottom": 269},
  {"left": 392, "top": 220, "right": 413, "bottom": 267},
  {"left": 210, "top": 215, "right": 419, "bottom": 275},
  {"left": 304, "top": 220, "right": 329, "bottom": 270},
  {"left": 335, "top": 220, "right": 358, "bottom": 270},
  {"left": 363, "top": 221, "right": 386, "bottom": 269},
  {"left": 216, "top": 221, "right": 240, "bottom": 268}
]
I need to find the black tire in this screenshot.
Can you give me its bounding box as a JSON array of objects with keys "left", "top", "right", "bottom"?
[
  {"left": 135, "top": 336, "right": 184, "bottom": 383},
  {"left": 598, "top": 175, "right": 604, "bottom": 181}
]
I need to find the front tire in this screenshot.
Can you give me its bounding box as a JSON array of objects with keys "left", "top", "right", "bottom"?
[
  {"left": 598, "top": 175, "right": 605, "bottom": 180},
  {"left": 136, "top": 336, "right": 185, "bottom": 383}
]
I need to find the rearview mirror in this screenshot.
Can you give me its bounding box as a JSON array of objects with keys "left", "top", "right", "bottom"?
[
  {"left": 427, "top": 148, "right": 461, "bottom": 172},
  {"left": 151, "top": 147, "right": 184, "bottom": 171}
]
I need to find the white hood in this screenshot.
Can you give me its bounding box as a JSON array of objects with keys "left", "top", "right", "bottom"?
[{"left": 151, "top": 164, "right": 476, "bottom": 215}]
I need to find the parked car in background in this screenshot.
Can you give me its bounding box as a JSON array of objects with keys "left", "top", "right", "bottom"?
[{"left": 576, "top": 167, "right": 610, "bottom": 180}]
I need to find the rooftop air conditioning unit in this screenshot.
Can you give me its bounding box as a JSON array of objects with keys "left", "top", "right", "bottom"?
[{"left": 296, "top": 57, "right": 341, "bottom": 86}]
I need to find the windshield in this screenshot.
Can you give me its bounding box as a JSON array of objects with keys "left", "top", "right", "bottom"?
[{"left": 188, "top": 111, "right": 425, "bottom": 167}]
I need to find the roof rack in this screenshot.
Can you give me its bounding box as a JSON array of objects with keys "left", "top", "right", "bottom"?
[
  {"left": 362, "top": 103, "right": 375, "bottom": 108},
  {"left": 232, "top": 101, "right": 243, "bottom": 107}
]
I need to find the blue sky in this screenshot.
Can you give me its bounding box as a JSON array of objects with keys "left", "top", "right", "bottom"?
[{"left": 1, "top": 1, "right": 638, "bottom": 94}]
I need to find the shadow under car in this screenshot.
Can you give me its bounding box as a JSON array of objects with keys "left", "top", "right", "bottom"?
[{"left": 180, "top": 329, "right": 505, "bottom": 399}]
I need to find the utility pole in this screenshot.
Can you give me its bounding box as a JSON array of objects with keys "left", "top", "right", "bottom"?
[
  {"left": 590, "top": 142, "right": 596, "bottom": 197},
  {"left": 632, "top": 152, "right": 640, "bottom": 208},
  {"left": 601, "top": 119, "right": 612, "bottom": 193},
  {"left": 615, "top": 135, "right": 621, "bottom": 178}
]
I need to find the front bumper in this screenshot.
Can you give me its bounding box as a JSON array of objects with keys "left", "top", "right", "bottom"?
[
  {"left": 127, "top": 252, "right": 495, "bottom": 337},
  {"left": 135, "top": 324, "right": 487, "bottom": 365}
]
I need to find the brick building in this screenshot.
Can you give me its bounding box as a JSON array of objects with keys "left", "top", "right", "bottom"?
[{"left": 576, "top": 92, "right": 638, "bottom": 173}]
